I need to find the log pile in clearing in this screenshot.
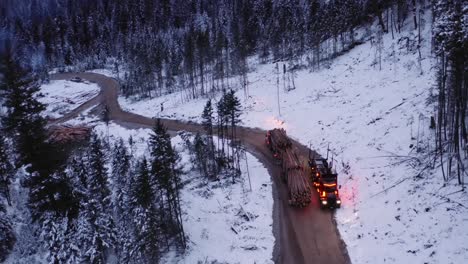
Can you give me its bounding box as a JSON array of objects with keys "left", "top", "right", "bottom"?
[
  {"left": 269, "top": 128, "right": 311, "bottom": 207},
  {"left": 48, "top": 125, "right": 91, "bottom": 143}
]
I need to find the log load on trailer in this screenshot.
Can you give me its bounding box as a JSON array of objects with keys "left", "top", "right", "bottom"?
[{"left": 265, "top": 128, "right": 311, "bottom": 207}]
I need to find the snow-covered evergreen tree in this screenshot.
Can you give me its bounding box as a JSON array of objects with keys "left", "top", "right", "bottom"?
[
  {"left": 201, "top": 99, "right": 217, "bottom": 178},
  {"left": 0, "top": 134, "right": 14, "bottom": 206},
  {"left": 0, "top": 49, "right": 73, "bottom": 220},
  {"left": 76, "top": 134, "right": 116, "bottom": 263},
  {"left": 111, "top": 138, "right": 131, "bottom": 217},
  {"left": 0, "top": 206, "right": 15, "bottom": 262},
  {"left": 87, "top": 134, "right": 112, "bottom": 206},
  {"left": 40, "top": 212, "right": 80, "bottom": 264},
  {"left": 129, "top": 158, "right": 160, "bottom": 263},
  {"left": 193, "top": 132, "right": 208, "bottom": 177},
  {"left": 76, "top": 197, "right": 115, "bottom": 264},
  {"left": 110, "top": 138, "right": 134, "bottom": 262},
  {"left": 225, "top": 89, "right": 242, "bottom": 139},
  {"left": 0, "top": 49, "right": 46, "bottom": 138},
  {"left": 148, "top": 119, "right": 186, "bottom": 250}
]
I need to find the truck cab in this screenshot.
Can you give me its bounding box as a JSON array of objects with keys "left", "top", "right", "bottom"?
[{"left": 309, "top": 158, "right": 341, "bottom": 209}]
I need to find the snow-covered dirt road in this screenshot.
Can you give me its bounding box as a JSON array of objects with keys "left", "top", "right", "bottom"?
[{"left": 50, "top": 72, "right": 350, "bottom": 264}]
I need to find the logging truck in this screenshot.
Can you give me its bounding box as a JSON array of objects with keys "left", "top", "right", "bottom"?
[
  {"left": 265, "top": 129, "right": 311, "bottom": 207},
  {"left": 308, "top": 156, "right": 341, "bottom": 209}
]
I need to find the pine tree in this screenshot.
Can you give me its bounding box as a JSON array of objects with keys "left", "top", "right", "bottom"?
[
  {"left": 68, "top": 156, "right": 88, "bottom": 200},
  {"left": 37, "top": 168, "right": 82, "bottom": 264},
  {"left": 63, "top": 156, "right": 92, "bottom": 263},
  {"left": 132, "top": 158, "right": 153, "bottom": 215},
  {"left": 202, "top": 99, "right": 214, "bottom": 137},
  {"left": 0, "top": 135, "right": 13, "bottom": 206},
  {"left": 201, "top": 99, "right": 217, "bottom": 178},
  {"left": 111, "top": 138, "right": 131, "bottom": 216},
  {"left": 77, "top": 134, "right": 116, "bottom": 263},
  {"left": 149, "top": 120, "right": 176, "bottom": 192},
  {"left": 193, "top": 132, "right": 208, "bottom": 177},
  {"left": 225, "top": 89, "right": 242, "bottom": 141},
  {"left": 1, "top": 50, "right": 71, "bottom": 219},
  {"left": 40, "top": 212, "right": 80, "bottom": 264},
  {"left": 223, "top": 89, "right": 242, "bottom": 180},
  {"left": 110, "top": 140, "right": 132, "bottom": 263},
  {"left": 87, "top": 134, "right": 112, "bottom": 205},
  {"left": 1, "top": 50, "right": 46, "bottom": 138},
  {"left": 148, "top": 119, "right": 186, "bottom": 250},
  {"left": 216, "top": 92, "right": 228, "bottom": 157},
  {"left": 215, "top": 90, "right": 242, "bottom": 171},
  {"left": 77, "top": 197, "right": 115, "bottom": 264},
  {"left": 0, "top": 208, "right": 15, "bottom": 263},
  {"left": 129, "top": 158, "right": 160, "bottom": 263}
]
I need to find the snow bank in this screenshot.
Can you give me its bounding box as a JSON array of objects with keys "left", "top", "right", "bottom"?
[
  {"left": 87, "top": 69, "right": 127, "bottom": 82},
  {"left": 39, "top": 80, "right": 100, "bottom": 119}
]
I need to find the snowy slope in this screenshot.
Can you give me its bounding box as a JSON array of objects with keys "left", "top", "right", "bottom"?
[
  {"left": 116, "top": 10, "right": 468, "bottom": 264},
  {"left": 39, "top": 80, "right": 100, "bottom": 119},
  {"left": 163, "top": 136, "right": 274, "bottom": 264}
]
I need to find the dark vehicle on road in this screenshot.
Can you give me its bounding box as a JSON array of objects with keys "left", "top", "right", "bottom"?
[{"left": 309, "top": 157, "right": 341, "bottom": 209}]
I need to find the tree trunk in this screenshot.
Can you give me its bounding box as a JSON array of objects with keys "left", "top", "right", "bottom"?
[{"left": 412, "top": 0, "right": 418, "bottom": 30}]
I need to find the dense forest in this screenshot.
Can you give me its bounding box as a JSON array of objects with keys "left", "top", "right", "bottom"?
[
  {"left": 432, "top": 0, "right": 468, "bottom": 187},
  {"left": 2, "top": 0, "right": 413, "bottom": 98},
  {"left": 0, "top": 0, "right": 467, "bottom": 263}
]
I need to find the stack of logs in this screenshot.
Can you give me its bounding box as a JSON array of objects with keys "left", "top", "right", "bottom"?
[
  {"left": 269, "top": 128, "right": 311, "bottom": 207},
  {"left": 48, "top": 125, "right": 91, "bottom": 144},
  {"left": 269, "top": 128, "right": 292, "bottom": 150}
]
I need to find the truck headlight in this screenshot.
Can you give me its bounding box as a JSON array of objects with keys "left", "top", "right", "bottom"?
[
  {"left": 336, "top": 200, "right": 341, "bottom": 204},
  {"left": 321, "top": 200, "right": 328, "bottom": 205}
]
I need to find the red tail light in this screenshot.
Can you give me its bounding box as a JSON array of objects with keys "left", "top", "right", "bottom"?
[{"left": 321, "top": 191, "right": 326, "bottom": 197}]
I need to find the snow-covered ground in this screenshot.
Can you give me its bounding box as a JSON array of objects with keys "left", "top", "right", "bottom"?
[
  {"left": 115, "top": 11, "right": 468, "bottom": 264},
  {"left": 163, "top": 136, "right": 274, "bottom": 264},
  {"left": 39, "top": 80, "right": 100, "bottom": 119},
  {"left": 92, "top": 122, "right": 275, "bottom": 263}
]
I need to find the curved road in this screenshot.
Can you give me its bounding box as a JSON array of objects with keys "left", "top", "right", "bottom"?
[{"left": 51, "top": 72, "right": 351, "bottom": 264}]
